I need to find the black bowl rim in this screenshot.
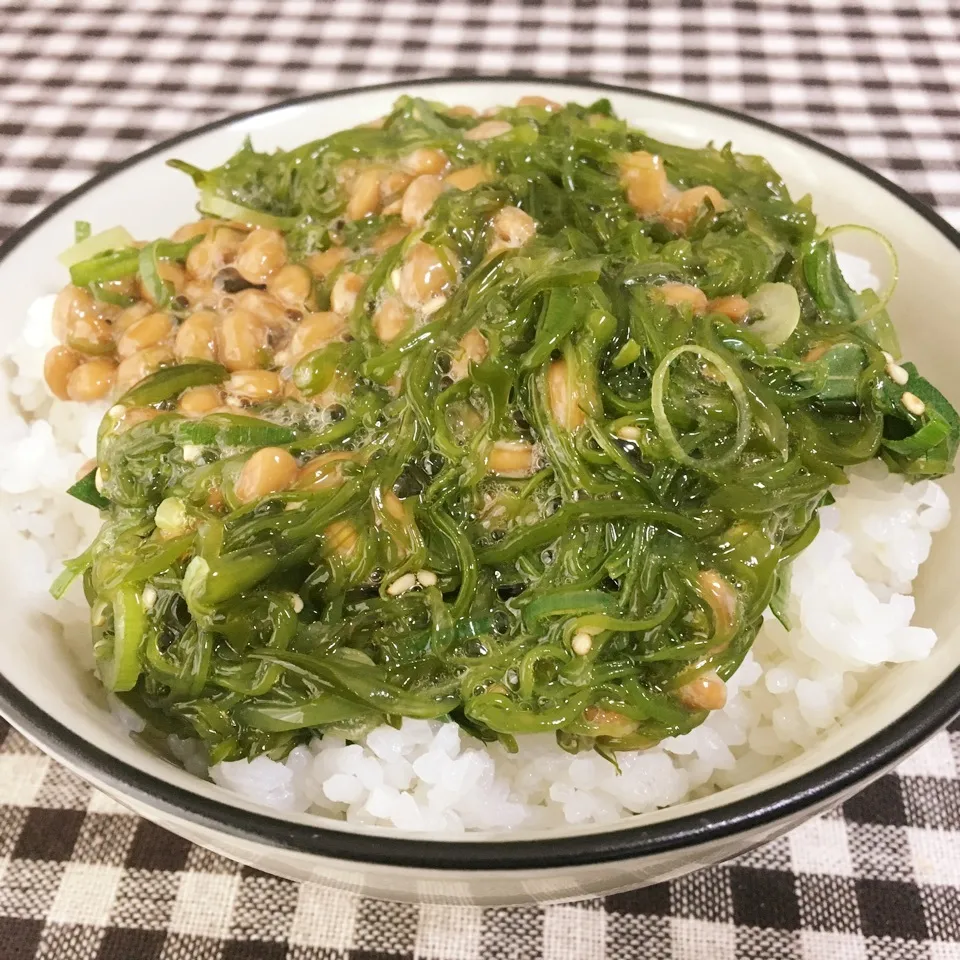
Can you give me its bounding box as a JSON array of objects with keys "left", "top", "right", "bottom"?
[{"left": 2, "top": 75, "right": 960, "bottom": 872}]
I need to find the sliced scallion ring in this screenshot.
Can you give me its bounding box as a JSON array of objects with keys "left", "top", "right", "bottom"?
[
  {"left": 57, "top": 225, "right": 136, "bottom": 268},
  {"left": 651, "top": 344, "right": 752, "bottom": 470},
  {"left": 101, "top": 585, "right": 146, "bottom": 692},
  {"left": 822, "top": 223, "right": 899, "bottom": 322},
  {"left": 746, "top": 281, "right": 801, "bottom": 348}
]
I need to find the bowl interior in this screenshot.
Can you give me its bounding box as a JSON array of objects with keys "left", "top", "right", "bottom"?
[{"left": 1, "top": 78, "right": 959, "bottom": 844}]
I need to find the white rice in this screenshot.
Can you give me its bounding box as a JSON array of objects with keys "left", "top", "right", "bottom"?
[{"left": 1, "top": 295, "right": 951, "bottom": 833}]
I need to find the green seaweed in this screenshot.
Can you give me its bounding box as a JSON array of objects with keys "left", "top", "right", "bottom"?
[{"left": 52, "top": 95, "right": 958, "bottom": 765}]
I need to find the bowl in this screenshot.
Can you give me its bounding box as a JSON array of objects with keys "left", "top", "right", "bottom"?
[{"left": 1, "top": 77, "right": 959, "bottom": 906}]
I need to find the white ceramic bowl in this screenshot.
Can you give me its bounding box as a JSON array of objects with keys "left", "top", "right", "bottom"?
[{"left": 1, "top": 78, "right": 959, "bottom": 906}]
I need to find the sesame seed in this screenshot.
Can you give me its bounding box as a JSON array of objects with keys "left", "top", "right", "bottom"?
[
  {"left": 284, "top": 501, "right": 304, "bottom": 511},
  {"left": 181, "top": 444, "right": 203, "bottom": 463},
  {"left": 886, "top": 362, "right": 909, "bottom": 386},
  {"left": 108, "top": 404, "right": 127, "bottom": 419},
  {"left": 571, "top": 632, "right": 593, "bottom": 656},
  {"left": 292, "top": 594, "right": 304, "bottom": 613},
  {"left": 387, "top": 572, "right": 417, "bottom": 597},
  {"left": 617, "top": 425, "right": 642, "bottom": 442},
  {"left": 416, "top": 569, "right": 438, "bottom": 587},
  {"left": 390, "top": 268, "right": 402, "bottom": 289},
  {"left": 94, "top": 469, "right": 104, "bottom": 493},
  {"left": 142, "top": 585, "right": 157, "bottom": 610},
  {"left": 882, "top": 351, "right": 894, "bottom": 364},
  {"left": 902, "top": 392, "right": 926, "bottom": 417}
]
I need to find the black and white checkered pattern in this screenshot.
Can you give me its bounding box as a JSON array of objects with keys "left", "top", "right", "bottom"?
[
  {"left": 2, "top": 720, "right": 960, "bottom": 959},
  {"left": 2, "top": 2, "right": 960, "bottom": 957},
  {"left": 2, "top": 0, "right": 960, "bottom": 236}
]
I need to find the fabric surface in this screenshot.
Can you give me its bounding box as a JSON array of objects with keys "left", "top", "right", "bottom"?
[{"left": 2, "top": 1, "right": 960, "bottom": 958}]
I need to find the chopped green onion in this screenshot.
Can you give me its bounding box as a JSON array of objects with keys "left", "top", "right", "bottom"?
[
  {"left": 138, "top": 241, "right": 171, "bottom": 306},
  {"left": 746, "top": 282, "right": 801, "bottom": 348},
  {"left": 69, "top": 235, "right": 201, "bottom": 287},
  {"left": 198, "top": 190, "right": 296, "bottom": 230},
  {"left": 89, "top": 281, "right": 137, "bottom": 307},
  {"left": 100, "top": 585, "right": 146, "bottom": 692},
  {"left": 651, "top": 344, "right": 752, "bottom": 469},
  {"left": 612, "top": 339, "right": 642, "bottom": 368},
  {"left": 58, "top": 225, "right": 136, "bottom": 268},
  {"left": 822, "top": 223, "right": 899, "bottom": 322},
  {"left": 116, "top": 361, "right": 228, "bottom": 408}
]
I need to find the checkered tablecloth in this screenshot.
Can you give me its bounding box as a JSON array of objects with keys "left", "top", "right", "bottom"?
[{"left": 2, "top": 1, "right": 960, "bottom": 958}]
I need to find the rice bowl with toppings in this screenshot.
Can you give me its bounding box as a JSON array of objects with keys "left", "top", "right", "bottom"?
[{"left": 1, "top": 89, "right": 957, "bottom": 840}]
